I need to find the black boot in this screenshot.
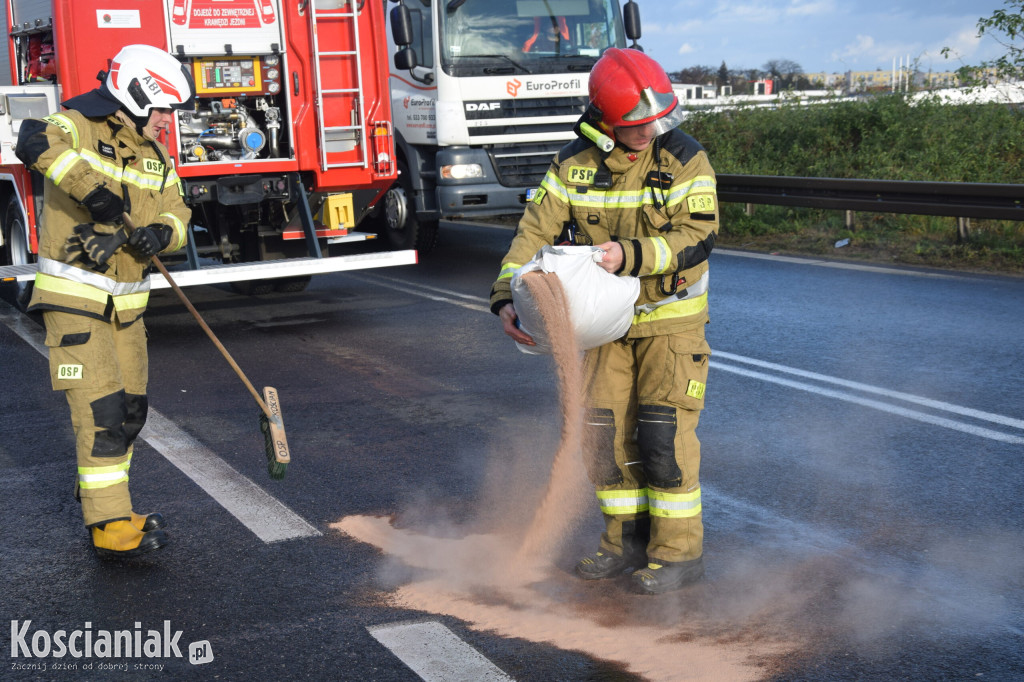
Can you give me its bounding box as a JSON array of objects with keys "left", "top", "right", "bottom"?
[
  {"left": 630, "top": 556, "right": 704, "bottom": 594},
  {"left": 130, "top": 511, "right": 166, "bottom": 532},
  {"left": 575, "top": 550, "right": 647, "bottom": 580}
]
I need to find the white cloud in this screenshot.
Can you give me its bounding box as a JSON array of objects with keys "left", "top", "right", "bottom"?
[
  {"left": 677, "top": 43, "right": 697, "bottom": 56},
  {"left": 785, "top": 0, "right": 835, "bottom": 17},
  {"left": 938, "top": 26, "right": 983, "bottom": 63},
  {"left": 833, "top": 34, "right": 876, "bottom": 63}
]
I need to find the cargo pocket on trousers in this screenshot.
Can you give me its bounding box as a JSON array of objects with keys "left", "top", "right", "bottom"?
[
  {"left": 45, "top": 320, "right": 92, "bottom": 391},
  {"left": 667, "top": 335, "right": 710, "bottom": 411}
]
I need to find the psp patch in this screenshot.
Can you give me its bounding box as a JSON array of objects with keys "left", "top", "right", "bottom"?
[
  {"left": 568, "top": 165, "right": 597, "bottom": 185},
  {"left": 531, "top": 187, "right": 546, "bottom": 205},
  {"left": 686, "top": 193, "right": 716, "bottom": 214}
]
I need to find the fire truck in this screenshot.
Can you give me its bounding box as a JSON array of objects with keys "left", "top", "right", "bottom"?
[
  {"left": 0, "top": 0, "right": 413, "bottom": 302},
  {"left": 372, "top": 0, "right": 642, "bottom": 252}
]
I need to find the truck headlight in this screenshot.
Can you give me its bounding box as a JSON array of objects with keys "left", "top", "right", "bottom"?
[{"left": 440, "top": 163, "right": 484, "bottom": 180}]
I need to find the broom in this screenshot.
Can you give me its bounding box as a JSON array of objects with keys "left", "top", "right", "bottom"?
[{"left": 123, "top": 213, "right": 291, "bottom": 479}]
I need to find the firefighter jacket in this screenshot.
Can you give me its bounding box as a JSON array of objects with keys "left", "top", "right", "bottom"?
[
  {"left": 490, "top": 127, "right": 718, "bottom": 338},
  {"left": 16, "top": 109, "right": 190, "bottom": 326}
]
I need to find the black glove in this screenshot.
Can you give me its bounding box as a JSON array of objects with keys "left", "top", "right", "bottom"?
[
  {"left": 79, "top": 187, "right": 124, "bottom": 224},
  {"left": 127, "top": 223, "right": 174, "bottom": 258},
  {"left": 63, "top": 227, "right": 105, "bottom": 272},
  {"left": 65, "top": 223, "right": 129, "bottom": 267}
]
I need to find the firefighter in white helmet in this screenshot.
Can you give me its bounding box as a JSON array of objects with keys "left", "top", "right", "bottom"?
[
  {"left": 16, "top": 44, "right": 194, "bottom": 558},
  {"left": 490, "top": 48, "right": 718, "bottom": 594}
]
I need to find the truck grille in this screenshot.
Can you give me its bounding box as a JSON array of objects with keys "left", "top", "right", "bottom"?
[
  {"left": 464, "top": 95, "right": 588, "bottom": 121},
  {"left": 464, "top": 96, "right": 587, "bottom": 187},
  {"left": 489, "top": 141, "right": 565, "bottom": 188}
]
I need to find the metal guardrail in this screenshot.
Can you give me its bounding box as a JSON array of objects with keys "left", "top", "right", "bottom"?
[{"left": 716, "top": 175, "right": 1024, "bottom": 221}]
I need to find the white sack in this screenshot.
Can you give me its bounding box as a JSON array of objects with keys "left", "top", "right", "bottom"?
[{"left": 510, "top": 245, "right": 640, "bottom": 355}]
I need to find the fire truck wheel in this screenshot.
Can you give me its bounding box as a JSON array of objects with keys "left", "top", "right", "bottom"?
[
  {"left": 2, "top": 196, "right": 35, "bottom": 311},
  {"left": 274, "top": 276, "right": 312, "bottom": 293},
  {"left": 230, "top": 279, "right": 275, "bottom": 296},
  {"left": 378, "top": 163, "right": 438, "bottom": 253}
]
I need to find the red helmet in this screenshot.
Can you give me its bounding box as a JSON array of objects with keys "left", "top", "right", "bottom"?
[{"left": 588, "top": 48, "right": 683, "bottom": 136}]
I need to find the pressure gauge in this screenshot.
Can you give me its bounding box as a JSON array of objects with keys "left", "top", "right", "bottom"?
[
  {"left": 267, "top": 81, "right": 281, "bottom": 94},
  {"left": 264, "top": 54, "right": 280, "bottom": 66},
  {"left": 267, "top": 68, "right": 279, "bottom": 79}
]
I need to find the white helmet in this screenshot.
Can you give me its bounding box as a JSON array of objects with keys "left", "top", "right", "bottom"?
[{"left": 105, "top": 44, "right": 194, "bottom": 117}]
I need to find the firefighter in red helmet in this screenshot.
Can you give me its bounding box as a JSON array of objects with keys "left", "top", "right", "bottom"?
[
  {"left": 490, "top": 48, "right": 718, "bottom": 594},
  {"left": 16, "top": 44, "right": 194, "bottom": 558}
]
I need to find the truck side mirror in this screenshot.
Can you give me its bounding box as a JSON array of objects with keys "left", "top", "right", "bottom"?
[
  {"left": 390, "top": 5, "right": 413, "bottom": 47},
  {"left": 394, "top": 47, "right": 418, "bottom": 71},
  {"left": 623, "top": 1, "right": 642, "bottom": 49}
]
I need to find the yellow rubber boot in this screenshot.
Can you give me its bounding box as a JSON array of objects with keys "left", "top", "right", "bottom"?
[
  {"left": 91, "top": 519, "right": 168, "bottom": 559},
  {"left": 129, "top": 511, "right": 166, "bottom": 532}
]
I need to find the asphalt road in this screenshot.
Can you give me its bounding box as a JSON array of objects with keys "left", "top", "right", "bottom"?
[{"left": 2, "top": 221, "right": 1022, "bottom": 681}]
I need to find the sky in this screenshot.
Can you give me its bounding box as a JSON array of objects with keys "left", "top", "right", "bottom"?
[{"left": 633, "top": 0, "right": 1013, "bottom": 76}]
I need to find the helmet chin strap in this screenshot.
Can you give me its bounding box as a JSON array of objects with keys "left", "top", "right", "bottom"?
[{"left": 121, "top": 107, "right": 150, "bottom": 135}]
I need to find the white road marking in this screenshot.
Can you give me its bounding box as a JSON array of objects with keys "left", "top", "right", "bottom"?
[
  {"left": 714, "top": 350, "right": 1024, "bottom": 430},
  {"left": 139, "top": 413, "right": 321, "bottom": 543},
  {"left": 713, "top": 248, "right": 969, "bottom": 279},
  {"left": 367, "top": 621, "right": 513, "bottom": 682},
  {"left": 355, "top": 272, "right": 1023, "bottom": 444},
  {"left": 0, "top": 300, "right": 321, "bottom": 543},
  {"left": 711, "top": 361, "right": 1024, "bottom": 445},
  {"left": 346, "top": 272, "right": 491, "bottom": 313}
]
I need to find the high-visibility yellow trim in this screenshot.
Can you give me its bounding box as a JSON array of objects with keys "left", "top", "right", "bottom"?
[
  {"left": 649, "top": 236, "right": 671, "bottom": 274},
  {"left": 34, "top": 273, "right": 110, "bottom": 304},
  {"left": 541, "top": 170, "right": 569, "bottom": 203},
  {"left": 38, "top": 258, "right": 150, "bottom": 295},
  {"left": 158, "top": 212, "right": 188, "bottom": 251},
  {"left": 78, "top": 456, "right": 132, "bottom": 490},
  {"left": 665, "top": 176, "right": 716, "bottom": 210},
  {"left": 596, "top": 488, "right": 649, "bottom": 514},
  {"left": 43, "top": 113, "right": 80, "bottom": 148},
  {"left": 112, "top": 291, "right": 149, "bottom": 311},
  {"left": 44, "top": 149, "right": 81, "bottom": 186},
  {"left": 633, "top": 292, "right": 707, "bottom": 324},
  {"left": 648, "top": 487, "right": 701, "bottom": 518},
  {"left": 498, "top": 262, "right": 523, "bottom": 281}
]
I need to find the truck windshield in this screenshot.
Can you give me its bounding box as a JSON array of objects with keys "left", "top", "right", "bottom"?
[{"left": 439, "top": 0, "right": 624, "bottom": 76}]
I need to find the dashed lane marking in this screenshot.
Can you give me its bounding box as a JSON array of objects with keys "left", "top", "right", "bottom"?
[
  {"left": 0, "top": 300, "right": 321, "bottom": 543},
  {"left": 367, "top": 621, "right": 513, "bottom": 681}
]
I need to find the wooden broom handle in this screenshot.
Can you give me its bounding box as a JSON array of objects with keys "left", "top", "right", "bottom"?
[{"left": 123, "top": 214, "right": 273, "bottom": 419}]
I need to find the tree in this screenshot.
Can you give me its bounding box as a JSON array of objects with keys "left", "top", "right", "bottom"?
[
  {"left": 717, "top": 61, "right": 730, "bottom": 88},
  {"left": 945, "top": 1, "right": 1024, "bottom": 83},
  {"left": 669, "top": 65, "right": 716, "bottom": 84},
  {"left": 762, "top": 59, "right": 805, "bottom": 90}
]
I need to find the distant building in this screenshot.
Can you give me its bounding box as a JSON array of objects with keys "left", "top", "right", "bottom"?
[{"left": 805, "top": 71, "right": 845, "bottom": 88}]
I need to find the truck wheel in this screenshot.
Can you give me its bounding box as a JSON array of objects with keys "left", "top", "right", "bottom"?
[
  {"left": 2, "top": 197, "right": 35, "bottom": 311},
  {"left": 230, "top": 279, "right": 274, "bottom": 296},
  {"left": 274, "top": 276, "right": 311, "bottom": 293},
  {"left": 379, "top": 163, "right": 438, "bottom": 253}
]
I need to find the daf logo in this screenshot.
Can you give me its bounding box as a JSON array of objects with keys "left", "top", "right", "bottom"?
[{"left": 466, "top": 102, "right": 501, "bottom": 112}]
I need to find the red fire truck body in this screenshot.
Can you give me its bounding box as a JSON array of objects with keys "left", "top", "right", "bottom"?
[{"left": 0, "top": 0, "right": 412, "bottom": 295}]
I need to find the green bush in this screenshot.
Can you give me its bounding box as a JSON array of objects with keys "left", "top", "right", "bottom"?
[{"left": 682, "top": 94, "right": 1024, "bottom": 273}]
